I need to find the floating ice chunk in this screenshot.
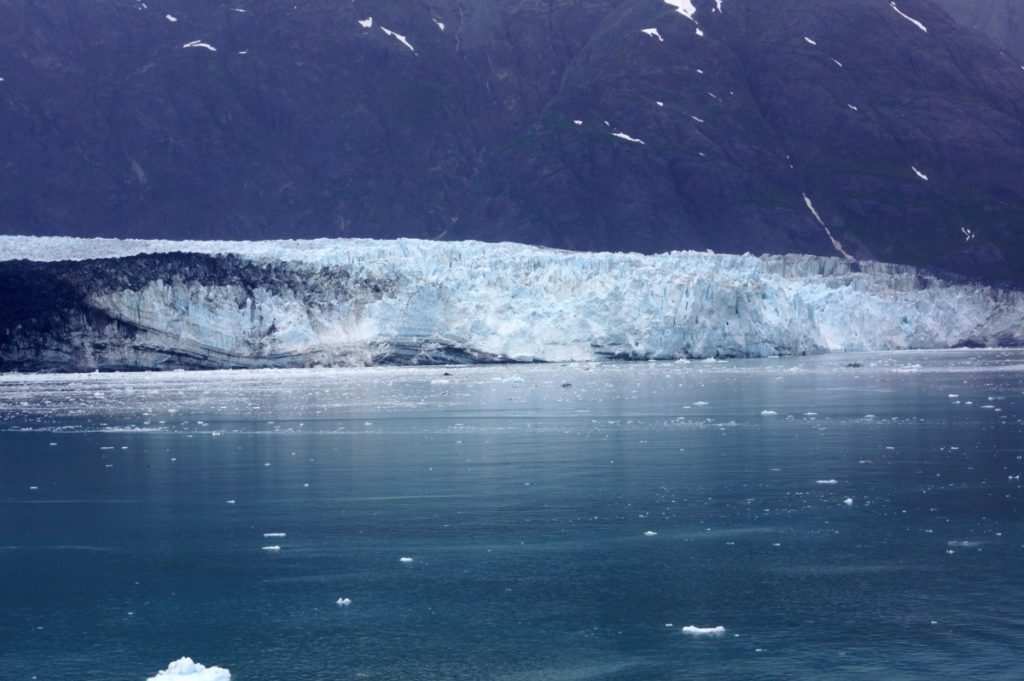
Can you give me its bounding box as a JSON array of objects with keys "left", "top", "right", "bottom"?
[
  {"left": 612, "top": 131, "right": 645, "bottom": 145},
  {"left": 656, "top": 101, "right": 664, "bottom": 107},
  {"left": 336, "top": 597, "right": 352, "bottom": 606},
  {"left": 760, "top": 410, "right": 778, "bottom": 416},
  {"left": 843, "top": 497, "right": 854, "bottom": 506},
  {"left": 890, "top": 2, "right": 927, "bottom": 32},
  {"left": 693, "top": 401, "right": 708, "bottom": 406},
  {"left": 263, "top": 532, "right": 286, "bottom": 538},
  {"left": 682, "top": 625, "right": 725, "bottom": 636},
  {"left": 695, "top": 26, "right": 704, "bottom": 37},
  {"left": 644, "top": 530, "right": 658, "bottom": 536},
  {"left": 847, "top": 104, "right": 859, "bottom": 111},
  {"left": 358, "top": 17, "right": 372, "bottom": 29},
  {"left": 804, "top": 37, "right": 817, "bottom": 46},
  {"left": 166, "top": 14, "right": 177, "bottom": 22},
  {"left": 261, "top": 545, "right": 281, "bottom": 551},
  {"left": 573, "top": 119, "right": 583, "bottom": 126},
  {"left": 714, "top": 0, "right": 723, "bottom": 12},
  {"left": 832, "top": 58, "right": 844, "bottom": 68},
  {"left": 433, "top": 18, "right": 445, "bottom": 31},
  {"left": 642, "top": 28, "right": 664, "bottom": 42},
  {"left": 225, "top": 499, "right": 236, "bottom": 504},
  {"left": 380, "top": 27, "right": 415, "bottom": 52},
  {"left": 399, "top": 556, "right": 414, "bottom": 563},
  {"left": 691, "top": 115, "right": 705, "bottom": 123},
  {"left": 147, "top": 657, "right": 230, "bottom": 681},
  {"left": 183, "top": 40, "right": 217, "bottom": 51},
  {"left": 816, "top": 479, "right": 838, "bottom": 485},
  {"left": 29, "top": 485, "right": 38, "bottom": 490},
  {"left": 912, "top": 166, "right": 929, "bottom": 181}
]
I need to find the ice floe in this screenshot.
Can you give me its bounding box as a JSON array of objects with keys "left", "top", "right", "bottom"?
[
  {"left": 147, "top": 657, "right": 230, "bottom": 681},
  {"left": 682, "top": 625, "right": 725, "bottom": 636},
  {"left": 642, "top": 28, "right": 664, "bottom": 42}
]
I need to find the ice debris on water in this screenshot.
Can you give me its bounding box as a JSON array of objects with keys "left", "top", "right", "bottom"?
[
  {"left": 816, "top": 479, "right": 838, "bottom": 485},
  {"left": 147, "top": 657, "right": 230, "bottom": 681},
  {"left": 644, "top": 530, "right": 658, "bottom": 536},
  {"left": 843, "top": 497, "right": 854, "bottom": 506},
  {"left": 263, "top": 532, "right": 286, "bottom": 538},
  {"left": 336, "top": 597, "right": 352, "bottom": 606},
  {"left": 400, "top": 556, "right": 414, "bottom": 563},
  {"left": 682, "top": 625, "right": 726, "bottom": 636},
  {"left": 261, "top": 545, "right": 281, "bottom": 551}
]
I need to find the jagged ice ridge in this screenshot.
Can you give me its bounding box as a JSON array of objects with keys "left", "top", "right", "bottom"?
[{"left": 0, "top": 236, "right": 1021, "bottom": 371}]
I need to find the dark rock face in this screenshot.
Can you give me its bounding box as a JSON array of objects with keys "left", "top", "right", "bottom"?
[{"left": 2, "top": 0, "right": 1024, "bottom": 285}]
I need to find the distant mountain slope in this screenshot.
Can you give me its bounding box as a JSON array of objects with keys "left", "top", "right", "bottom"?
[
  {"left": 927, "top": 0, "right": 1024, "bottom": 60},
  {"left": 1, "top": 0, "right": 1023, "bottom": 285}
]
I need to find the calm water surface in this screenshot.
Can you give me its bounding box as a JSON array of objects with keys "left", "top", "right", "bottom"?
[{"left": 1, "top": 350, "right": 1023, "bottom": 680}]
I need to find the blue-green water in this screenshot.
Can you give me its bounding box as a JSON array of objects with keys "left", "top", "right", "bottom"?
[{"left": 2, "top": 350, "right": 1023, "bottom": 680}]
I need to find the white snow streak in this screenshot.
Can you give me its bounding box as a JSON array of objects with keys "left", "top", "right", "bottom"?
[
  {"left": 664, "top": 0, "right": 697, "bottom": 20},
  {"left": 890, "top": 2, "right": 928, "bottom": 33},
  {"left": 612, "top": 132, "right": 645, "bottom": 144},
  {"left": 912, "top": 166, "right": 929, "bottom": 181},
  {"left": 182, "top": 40, "right": 216, "bottom": 51},
  {"left": 381, "top": 27, "right": 415, "bottom": 52},
  {"left": 804, "top": 36, "right": 817, "bottom": 46},
  {"left": 433, "top": 18, "right": 445, "bottom": 31},
  {"left": 803, "top": 194, "right": 855, "bottom": 261}
]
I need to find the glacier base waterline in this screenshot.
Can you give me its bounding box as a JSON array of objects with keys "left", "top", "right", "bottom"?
[{"left": 0, "top": 236, "right": 1021, "bottom": 372}]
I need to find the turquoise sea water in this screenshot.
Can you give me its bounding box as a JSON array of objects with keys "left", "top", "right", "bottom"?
[{"left": 1, "top": 350, "right": 1023, "bottom": 680}]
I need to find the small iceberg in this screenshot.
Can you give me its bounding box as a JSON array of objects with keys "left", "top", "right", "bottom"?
[
  {"left": 643, "top": 530, "right": 658, "bottom": 536},
  {"left": 147, "top": 657, "right": 230, "bottom": 681},
  {"left": 682, "top": 625, "right": 726, "bottom": 636},
  {"left": 336, "top": 597, "right": 352, "bottom": 606},
  {"left": 399, "top": 556, "right": 414, "bottom": 563}
]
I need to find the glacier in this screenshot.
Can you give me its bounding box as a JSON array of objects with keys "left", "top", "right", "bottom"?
[{"left": 0, "top": 235, "right": 1021, "bottom": 372}]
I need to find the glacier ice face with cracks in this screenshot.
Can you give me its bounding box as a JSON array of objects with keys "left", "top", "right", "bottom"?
[{"left": 0, "top": 236, "right": 1022, "bottom": 371}]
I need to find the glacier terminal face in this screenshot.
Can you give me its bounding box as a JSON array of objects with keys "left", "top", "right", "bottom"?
[{"left": 0, "top": 236, "right": 1021, "bottom": 371}]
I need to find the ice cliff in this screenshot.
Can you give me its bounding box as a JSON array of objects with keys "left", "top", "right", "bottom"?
[{"left": 0, "top": 236, "right": 1021, "bottom": 371}]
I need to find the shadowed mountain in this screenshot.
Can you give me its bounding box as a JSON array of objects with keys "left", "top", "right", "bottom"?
[{"left": 1, "top": 0, "right": 1023, "bottom": 284}]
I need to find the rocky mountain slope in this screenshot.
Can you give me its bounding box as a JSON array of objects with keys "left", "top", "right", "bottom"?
[
  {"left": 928, "top": 0, "right": 1024, "bottom": 60},
  {"left": 1, "top": 0, "right": 1023, "bottom": 285}
]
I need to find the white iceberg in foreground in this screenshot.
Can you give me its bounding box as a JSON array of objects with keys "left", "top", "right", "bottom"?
[
  {"left": 147, "top": 657, "right": 230, "bottom": 681},
  {"left": 681, "top": 625, "right": 726, "bottom": 636},
  {"left": 1, "top": 236, "right": 1022, "bottom": 371}
]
